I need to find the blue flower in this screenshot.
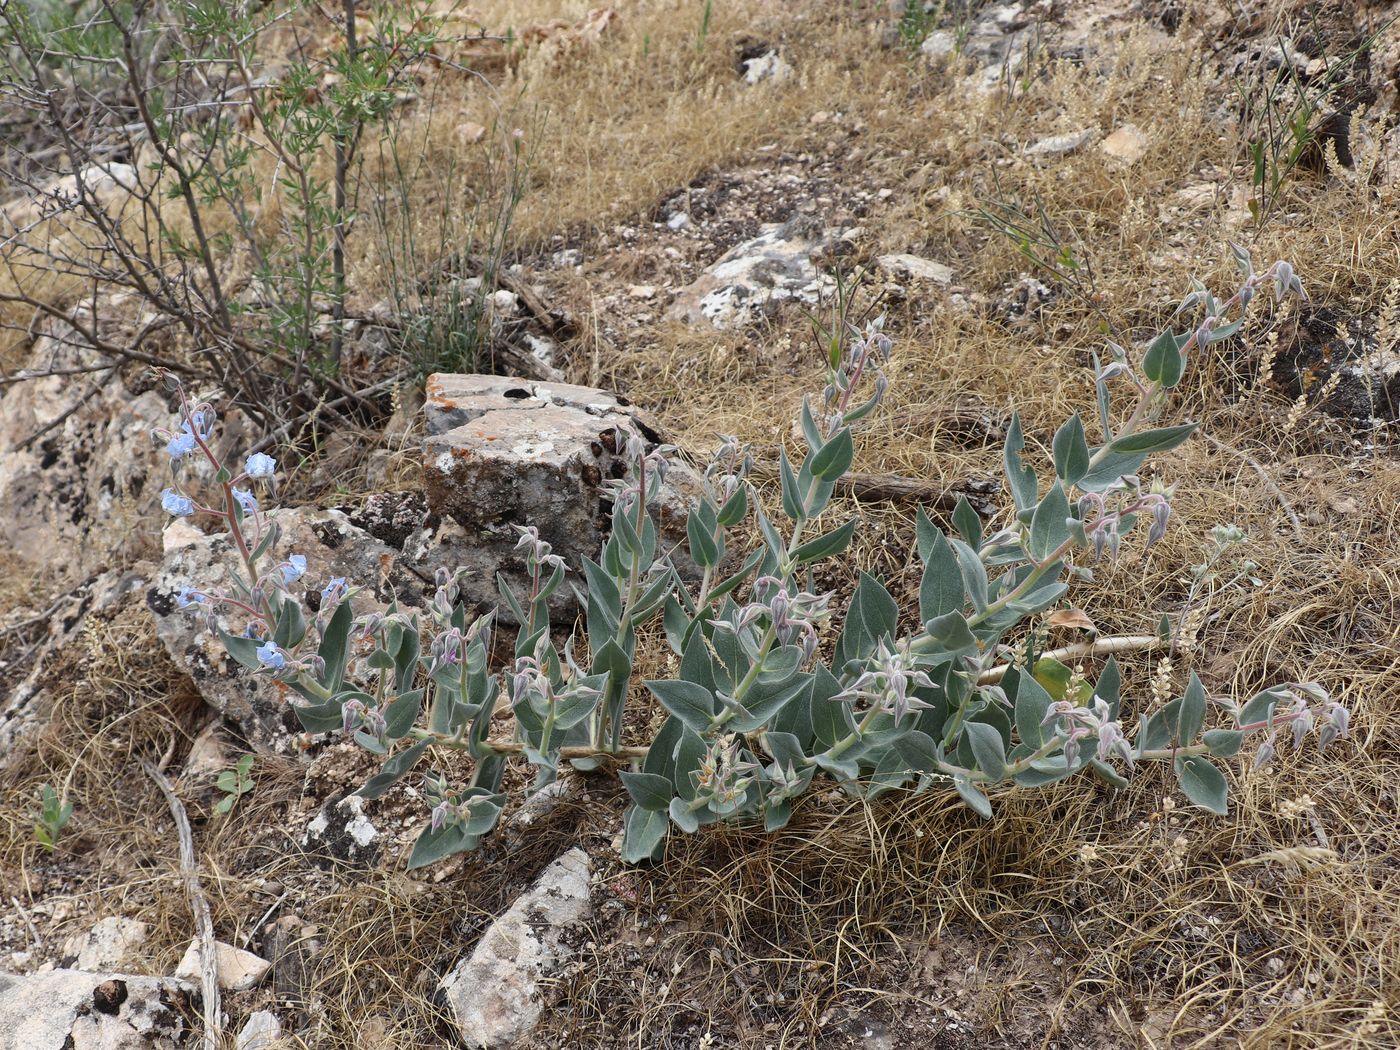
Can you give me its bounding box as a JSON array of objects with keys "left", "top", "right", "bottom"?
[
  {"left": 255, "top": 641, "right": 286, "bottom": 670},
  {"left": 232, "top": 487, "right": 258, "bottom": 514},
  {"left": 188, "top": 408, "right": 215, "bottom": 440},
  {"left": 161, "top": 488, "right": 195, "bottom": 517},
  {"left": 321, "top": 576, "right": 347, "bottom": 602},
  {"left": 165, "top": 425, "right": 197, "bottom": 462},
  {"left": 244, "top": 452, "right": 277, "bottom": 479},
  {"left": 281, "top": 554, "right": 307, "bottom": 585},
  {"left": 176, "top": 585, "right": 206, "bottom": 609}
]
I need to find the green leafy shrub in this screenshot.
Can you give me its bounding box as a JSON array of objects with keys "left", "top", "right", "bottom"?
[
  {"left": 0, "top": 0, "right": 494, "bottom": 427},
  {"left": 157, "top": 246, "right": 1346, "bottom": 867}
]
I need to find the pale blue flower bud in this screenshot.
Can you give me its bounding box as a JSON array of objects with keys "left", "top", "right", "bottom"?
[
  {"left": 232, "top": 488, "right": 258, "bottom": 514},
  {"left": 281, "top": 554, "right": 307, "bottom": 585},
  {"left": 166, "top": 426, "right": 197, "bottom": 462},
  {"left": 255, "top": 641, "right": 286, "bottom": 670},
  {"left": 161, "top": 488, "right": 195, "bottom": 517},
  {"left": 176, "top": 585, "right": 206, "bottom": 609},
  {"left": 245, "top": 452, "right": 277, "bottom": 479}
]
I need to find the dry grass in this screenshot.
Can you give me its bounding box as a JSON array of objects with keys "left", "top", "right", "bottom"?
[{"left": 2, "top": 1, "right": 1400, "bottom": 1048}]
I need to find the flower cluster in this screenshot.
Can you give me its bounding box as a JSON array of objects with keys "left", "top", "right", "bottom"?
[
  {"left": 513, "top": 526, "right": 565, "bottom": 577},
  {"left": 834, "top": 640, "right": 936, "bottom": 722},
  {"left": 715, "top": 575, "right": 832, "bottom": 662},
  {"left": 1252, "top": 682, "right": 1349, "bottom": 767},
  {"left": 153, "top": 389, "right": 345, "bottom": 674},
  {"left": 704, "top": 434, "right": 752, "bottom": 503},
  {"left": 819, "top": 314, "right": 890, "bottom": 437},
  {"left": 1078, "top": 478, "right": 1175, "bottom": 562},
  {"left": 606, "top": 431, "right": 673, "bottom": 512},
  {"left": 692, "top": 734, "right": 758, "bottom": 815},
  {"left": 1042, "top": 696, "right": 1127, "bottom": 769}
]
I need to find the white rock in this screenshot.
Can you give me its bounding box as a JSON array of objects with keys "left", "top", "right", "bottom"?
[
  {"left": 422, "top": 375, "right": 704, "bottom": 600},
  {"left": 0, "top": 969, "right": 194, "bottom": 1050},
  {"left": 920, "top": 30, "right": 957, "bottom": 59},
  {"left": 439, "top": 848, "right": 593, "bottom": 1048},
  {"left": 182, "top": 721, "right": 234, "bottom": 779},
  {"left": 1100, "top": 124, "right": 1149, "bottom": 163},
  {"left": 522, "top": 333, "right": 558, "bottom": 368},
  {"left": 302, "top": 795, "right": 381, "bottom": 866},
  {"left": 160, "top": 518, "right": 206, "bottom": 555},
  {"left": 874, "top": 254, "right": 954, "bottom": 285},
  {"left": 507, "top": 778, "right": 582, "bottom": 830},
  {"left": 667, "top": 218, "right": 838, "bottom": 329},
  {"left": 921, "top": 2, "right": 1035, "bottom": 90},
  {"left": 61, "top": 918, "right": 148, "bottom": 973},
  {"left": 174, "top": 940, "right": 270, "bottom": 992},
  {"left": 1025, "top": 128, "right": 1095, "bottom": 158},
  {"left": 741, "top": 50, "right": 793, "bottom": 84},
  {"left": 236, "top": 1010, "right": 282, "bottom": 1050},
  {"left": 0, "top": 305, "right": 220, "bottom": 578}
]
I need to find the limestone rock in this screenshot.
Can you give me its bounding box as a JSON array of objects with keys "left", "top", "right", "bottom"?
[
  {"left": 1100, "top": 124, "right": 1149, "bottom": 163},
  {"left": 0, "top": 163, "right": 139, "bottom": 232},
  {"left": 741, "top": 50, "right": 793, "bottom": 84},
  {"left": 147, "top": 507, "right": 404, "bottom": 750},
  {"left": 0, "top": 303, "right": 215, "bottom": 580},
  {"left": 1025, "top": 128, "right": 1095, "bottom": 158},
  {"left": 666, "top": 217, "right": 838, "bottom": 329},
  {"left": 420, "top": 374, "right": 702, "bottom": 610},
  {"left": 60, "top": 918, "right": 149, "bottom": 973},
  {"left": 0, "top": 567, "right": 150, "bottom": 759},
  {"left": 921, "top": 3, "right": 1036, "bottom": 90},
  {"left": 439, "top": 848, "right": 593, "bottom": 1048},
  {"left": 0, "top": 969, "right": 194, "bottom": 1050},
  {"left": 301, "top": 795, "right": 381, "bottom": 867},
  {"left": 236, "top": 1010, "right": 282, "bottom": 1050},
  {"left": 874, "top": 254, "right": 955, "bottom": 285},
  {"left": 506, "top": 778, "right": 582, "bottom": 832},
  {"left": 173, "top": 940, "right": 270, "bottom": 992}
]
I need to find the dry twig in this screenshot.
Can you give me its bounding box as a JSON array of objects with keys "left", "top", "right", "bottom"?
[{"left": 141, "top": 760, "right": 221, "bottom": 1050}]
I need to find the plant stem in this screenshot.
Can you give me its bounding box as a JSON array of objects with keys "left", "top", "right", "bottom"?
[
  {"left": 408, "top": 727, "right": 648, "bottom": 761},
  {"left": 977, "top": 635, "right": 1161, "bottom": 684},
  {"left": 331, "top": 0, "right": 357, "bottom": 373}
]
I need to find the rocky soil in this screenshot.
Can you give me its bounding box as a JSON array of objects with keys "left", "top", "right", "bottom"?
[{"left": 2, "top": 1, "right": 1399, "bottom": 1048}]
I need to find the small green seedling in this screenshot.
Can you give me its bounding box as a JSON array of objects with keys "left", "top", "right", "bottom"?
[
  {"left": 215, "top": 754, "right": 256, "bottom": 815},
  {"left": 33, "top": 784, "right": 73, "bottom": 851}
]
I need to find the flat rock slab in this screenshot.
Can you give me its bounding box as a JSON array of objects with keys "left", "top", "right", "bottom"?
[
  {"left": 874, "top": 253, "right": 955, "bottom": 285},
  {"left": 0, "top": 969, "right": 195, "bottom": 1050},
  {"left": 666, "top": 216, "right": 838, "bottom": 329},
  {"left": 440, "top": 848, "right": 593, "bottom": 1048},
  {"left": 1025, "top": 128, "right": 1095, "bottom": 158},
  {"left": 60, "top": 918, "right": 149, "bottom": 973}
]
